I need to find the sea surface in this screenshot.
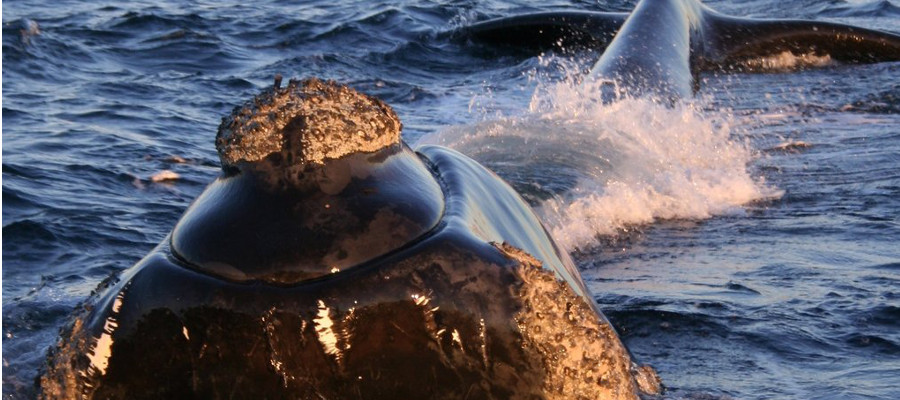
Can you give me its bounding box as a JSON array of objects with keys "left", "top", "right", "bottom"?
[{"left": 3, "top": 0, "right": 899, "bottom": 398}]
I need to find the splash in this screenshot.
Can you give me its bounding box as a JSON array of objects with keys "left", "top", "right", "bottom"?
[{"left": 419, "top": 74, "right": 781, "bottom": 251}]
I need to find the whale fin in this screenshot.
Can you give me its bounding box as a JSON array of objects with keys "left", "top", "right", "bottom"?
[
  {"left": 461, "top": 5, "right": 900, "bottom": 69},
  {"left": 699, "top": 12, "right": 900, "bottom": 70},
  {"left": 461, "top": 11, "right": 627, "bottom": 53},
  {"left": 590, "top": 0, "right": 697, "bottom": 99}
]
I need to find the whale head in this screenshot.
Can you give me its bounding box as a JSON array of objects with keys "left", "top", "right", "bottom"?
[{"left": 172, "top": 78, "right": 445, "bottom": 284}]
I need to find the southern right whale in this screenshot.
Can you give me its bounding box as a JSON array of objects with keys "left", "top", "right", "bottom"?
[{"left": 40, "top": 77, "right": 662, "bottom": 399}]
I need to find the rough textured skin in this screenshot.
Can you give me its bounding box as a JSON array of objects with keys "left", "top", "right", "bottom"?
[
  {"left": 40, "top": 317, "right": 86, "bottom": 399},
  {"left": 216, "top": 78, "right": 401, "bottom": 169},
  {"left": 39, "top": 241, "right": 656, "bottom": 400},
  {"left": 496, "top": 242, "right": 660, "bottom": 400}
]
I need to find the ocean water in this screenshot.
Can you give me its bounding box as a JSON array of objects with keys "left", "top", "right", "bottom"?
[{"left": 3, "top": 0, "right": 899, "bottom": 399}]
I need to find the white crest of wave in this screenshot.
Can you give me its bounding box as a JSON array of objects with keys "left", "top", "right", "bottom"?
[{"left": 419, "top": 76, "right": 782, "bottom": 252}]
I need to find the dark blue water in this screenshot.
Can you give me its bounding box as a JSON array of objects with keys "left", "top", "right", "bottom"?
[{"left": 3, "top": 0, "right": 899, "bottom": 399}]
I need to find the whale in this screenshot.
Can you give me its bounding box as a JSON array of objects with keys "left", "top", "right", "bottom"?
[
  {"left": 40, "top": 0, "right": 899, "bottom": 399},
  {"left": 464, "top": 0, "right": 900, "bottom": 101},
  {"left": 39, "top": 78, "right": 661, "bottom": 399}
]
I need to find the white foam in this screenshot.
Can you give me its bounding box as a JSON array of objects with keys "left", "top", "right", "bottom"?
[
  {"left": 739, "top": 51, "right": 834, "bottom": 72},
  {"left": 420, "top": 74, "right": 782, "bottom": 252}
]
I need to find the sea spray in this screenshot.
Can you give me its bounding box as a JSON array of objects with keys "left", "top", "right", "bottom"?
[{"left": 420, "top": 74, "right": 782, "bottom": 252}]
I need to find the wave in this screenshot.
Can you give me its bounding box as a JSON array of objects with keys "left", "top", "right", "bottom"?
[{"left": 843, "top": 83, "right": 900, "bottom": 114}]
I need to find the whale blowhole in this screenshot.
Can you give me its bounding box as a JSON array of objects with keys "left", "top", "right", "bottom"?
[{"left": 216, "top": 78, "right": 402, "bottom": 170}]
